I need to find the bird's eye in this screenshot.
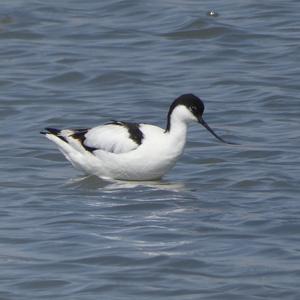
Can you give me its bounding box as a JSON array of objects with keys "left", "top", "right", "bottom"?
[{"left": 189, "top": 105, "right": 197, "bottom": 112}]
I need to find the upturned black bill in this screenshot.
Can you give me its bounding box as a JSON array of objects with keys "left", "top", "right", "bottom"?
[{"left": 198, "top": 117, "right": 235, "bottom": 145}]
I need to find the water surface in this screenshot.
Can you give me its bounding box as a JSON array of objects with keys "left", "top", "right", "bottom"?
[{"left": 1, "top": 0, "right": 300, "bottom": 299}]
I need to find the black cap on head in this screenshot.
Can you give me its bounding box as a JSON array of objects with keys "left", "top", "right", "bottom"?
[
  {"left": 166, "top": 94, "right": 204, "bottom": 131},
  {"left": 171, "top": 94, "right": 204, "bottom": 114}
]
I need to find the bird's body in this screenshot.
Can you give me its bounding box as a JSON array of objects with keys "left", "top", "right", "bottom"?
[{"left": 42, "top": 94, "right": 232, "bottom": 181}]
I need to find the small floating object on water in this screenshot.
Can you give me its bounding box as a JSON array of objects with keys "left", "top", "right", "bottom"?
[
  {"left": 41, "top": 94, "right": 235, "bottom": 181},
  {"left": 207, "top": 10, "right": 219, "bottom": 17}
]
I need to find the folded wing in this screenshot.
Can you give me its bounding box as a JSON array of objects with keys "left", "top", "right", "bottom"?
[{"left": 75, "top": 122, "right": 142, "bottom": 154}]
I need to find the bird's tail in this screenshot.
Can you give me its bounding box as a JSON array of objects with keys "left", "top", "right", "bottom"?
[
  {"left": 40, "top": 127, "right": 68, "bottom": 142},
  {"left": 40, "top": 127, "right": 93, "bottom": 174},
  {"left": 41, "top": 127, "right": 78, "bottom": 157}
]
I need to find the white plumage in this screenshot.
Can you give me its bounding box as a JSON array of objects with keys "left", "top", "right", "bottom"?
[
  {"left": 41, "top": 94, "right": 233, "bottom": 181},
  {"left": 85, "top": 124, "right": 139, "bottom": 154}
]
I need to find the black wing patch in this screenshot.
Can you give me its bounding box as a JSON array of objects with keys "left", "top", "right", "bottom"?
[
  {"left": 71, "top": 129, "right": 97, "bottom": 153},
  {"left": 41, "top": 127, "right": 68, "bottom": 143},
  {"left": 42, "top": 122, "right": 144, "bottom": 154},
  {"left": 107, "top": 121, "right": 144, "bottom": 145}
]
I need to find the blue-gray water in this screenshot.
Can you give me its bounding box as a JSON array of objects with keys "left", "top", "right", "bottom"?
[{"left": 1, "top": 0, "right": 300, "bottom": 299}]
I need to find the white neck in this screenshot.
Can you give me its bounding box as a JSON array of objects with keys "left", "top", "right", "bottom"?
[
  {"left": 167, "top": 112, "right": 188, "bottom": 139},
  {"left": 165, "top": 106, "right": 192, "bottom": 156},
  {"left": 165, "top": 105, "right": 195, "bottom": 136}
]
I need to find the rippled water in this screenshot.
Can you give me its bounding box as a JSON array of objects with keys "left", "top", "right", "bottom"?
[{"left": 1, "top": 0, "right": 300, "bottom": 299}]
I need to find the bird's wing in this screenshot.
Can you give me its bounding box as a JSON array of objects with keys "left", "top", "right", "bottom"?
[{"left": 73, "top": 122, "right": 143, "bottom": 154}]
